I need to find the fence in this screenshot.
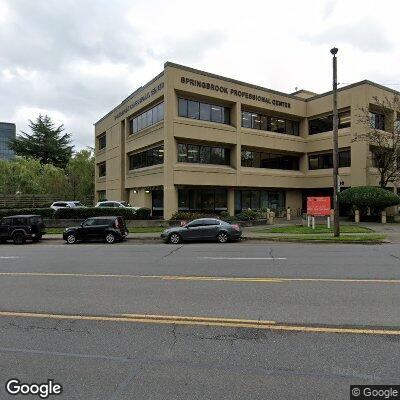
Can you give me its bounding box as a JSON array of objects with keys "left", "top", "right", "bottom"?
[{"left": 0, "top": 195, "right": 94, "bottom": 209}]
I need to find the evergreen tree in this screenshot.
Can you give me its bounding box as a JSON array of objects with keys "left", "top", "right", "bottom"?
[{"left": 9, "top": 114, "right": 74, "bottom": 168}]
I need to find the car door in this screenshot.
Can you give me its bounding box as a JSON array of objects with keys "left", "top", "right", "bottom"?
[
  {"left": 80, "top": 218, "right": 98, "bottom": 240},
  {"left": 92, "top": 219, "right": 110, "bottom": 239},
  {"left": 185, "top": 220, "right": 207, "bottom": 240},
  {"left": 201, "top": 219, "right": 221, "bottom": 239},
  {"left": 0, "top": 218, "right": 12, "bottom": 239}
]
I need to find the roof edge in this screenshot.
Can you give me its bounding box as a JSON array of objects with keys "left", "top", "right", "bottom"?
[
  {"left": 94, "top": 70, "right": 165, "bottom": 126},
  {"left": 164, "top": 62, "right": 306, "bottom": 101}
]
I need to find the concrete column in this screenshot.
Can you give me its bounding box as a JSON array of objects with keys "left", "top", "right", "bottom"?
[
  {"left": 382, "top": 210, "right": 387, "bottom": 224},
  {"left": 163, "top": 67, "right": 177, "bottom": 220},
  {"left": 354, "top": 209, "right": 360, "bottom": 223},
  {"left": 227, "top": 188, "right": 235, "bottom": 216}
]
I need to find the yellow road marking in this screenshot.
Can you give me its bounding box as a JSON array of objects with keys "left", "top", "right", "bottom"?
[
  {"left": 0, "top": 311, "right": 399, "bottom": 335},
  {"left": 0, "top": 272, "right": 399, "bottom": 284}
]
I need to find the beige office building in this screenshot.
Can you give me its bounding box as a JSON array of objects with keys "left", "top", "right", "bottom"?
[{"left": 94, "top": 62, "right": 398, "bottom": 219}]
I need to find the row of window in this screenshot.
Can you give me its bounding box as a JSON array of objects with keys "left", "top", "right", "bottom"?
[
  {"left": 178, "top": 188, "right": 228, "bottom": 211},
  {"left": 129, "top": 145, "right": 164, "bottom": 170},
  {"left": 309, "top": 111, "right": 351, "bottom": 135},
  {"left": 308, "top": 150, "right": 351, "bottom": 170},
  {"left": 235, "top": 190, "right": 285, "bottom": 212},
  {"left": 129, "top": 102, "right": 164, "bottom": 134},
  {"left": 241, "top": 150, "right": 299, "bottom": 170},
  {"left": 178, "top": 143, "right": 230, "bottom": 165},
  {"left": 178, "top": 98, "right": 230, "bottom": 125},
  {"left": 241, "top": 112, "right": 299, "bottom": 136}
]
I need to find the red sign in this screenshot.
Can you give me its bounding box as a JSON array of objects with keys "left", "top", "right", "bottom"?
[{"left": 307, "top": 197, "right": 331, "bottom": 216}]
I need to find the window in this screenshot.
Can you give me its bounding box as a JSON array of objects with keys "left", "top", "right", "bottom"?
[
  {"left": 188, "top": 101, "right": 200, "bottom": 119},
  {"left": 12, "top": 217, "right": 26, "bottom": 226},
  {"left": 241, "top": 112, "right": 299, "bottom": 136},
  {"left": 370, "top": 112, "right": 385, "bottom": 130},
  {"left": 235, "top": 190, "right": 285, "bottom": 213},
  {"left": 241, "top": 150, "right": 254, "bottom": 167},
  {"left": 98, "top": 133, "right": 106, "bottom": 150},
  {"left": 241, "top": 149, "right": 299, "bottom": 170},
  {"left": 308, "top": 149, "right": 351, "bottom": 170},
  {"left": 129, "top": 146, "right": 164, "bottom": 170},
  {"left": 98, "top": 162, "right": 106, "bottom": 177},
  {"left": 129, "top": 102, "right": 164, "bottom": 135},
  {"left": 0, "top": 218, "right": 11, "bottom": 226},
  {"left": 177, "top": 143, "right": 230, "bottom": 165},
  {"left": 97, "top": 190, "right": 106, "bottom": 201},
  {"left": 200, "top": 103, "right": 211, "bottom": 121},
  {"left": 309, "top": 110, "right": 351, "bottom": 134},
  {"left": 241, "top": 112, "right": 252, "bottom": 128},
  {"left": 178, "top": 98, "right": 230, "bottom": 125},
  {"left": 178, "top": 189, "right": 227, "bottom": 212}
]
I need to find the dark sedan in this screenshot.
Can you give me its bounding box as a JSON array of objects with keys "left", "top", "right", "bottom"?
[
  {"left": 161, "top": 218, "right": 242, "bottom": 244},
  {"left": 63, "top": 216, "right": 128, "bottom": 244}
]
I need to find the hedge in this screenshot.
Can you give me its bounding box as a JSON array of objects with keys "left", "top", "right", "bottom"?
[
  {"left": 54, "top": 207, "right": 151, "bottom": 220},
  {"left": 169, "top": 210, "right": 260, "bottom": 222},
  {"left": 339, "top": 186, "right": 400, "bottom": 209},
  {"left": 0, "top": 207, "right": 152, "bottom": 220},
  {"left": 0, "top": 208, "right": 54, "bottom": 219}
]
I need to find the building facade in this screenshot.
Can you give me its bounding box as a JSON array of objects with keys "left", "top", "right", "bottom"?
[
  {"left": 0, "top": 122, "right": 16, "bottom": 161},
  {"left": 95, "top": 62, "right": 398, "bottom": 219}
]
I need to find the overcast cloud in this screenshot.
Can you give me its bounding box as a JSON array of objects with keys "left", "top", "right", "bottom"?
[{"left": 1, "top": 0, "right": 400, "bottom": 149}]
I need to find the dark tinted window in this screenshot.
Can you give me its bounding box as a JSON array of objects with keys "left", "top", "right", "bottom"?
[
  {"left": 309, "top": 111, "right": 351, "bottom": 134},
  {"left": 29, "top": 216, "right": 43, "bottom": 224},
  {"left": 12, "top": 217, "right": 26, "bottom": 226},
  {"left": 178, "top": 143, "right": 230, "bottom": 165},
  {"left": 83, "top": 219, "right": 96, "bottom": 226},
  {"left": 242, "top": 112, "right": 299, "bottom": 136},
  {"left": 203, "top": 219, "right": 220, "bottom": 226},
  {"left": 98, "top": 133, "right": 106, "bottom": 150},
  {"left": 98, "top": 162, "right": 106, "bottom": 177},
  {"left": 187, "top": 220, "right": 204, "bottom": 228},
  {"left": 0, "top": 218, "right": 11, "bottom": 226},
  {"left": 241, "top": 149, "right": 299, "bottom": 170},
  {"left": 129, "top": 146, "right": 164, "bottom": 170},
  {"left": 129, "top": 102, "right": 164, "bottom": 135},
  {"left": 178, "top": 98, "right": 230, "bottom": 125},
  {"left": 308, "top": 150, "right": 351, "bottom": 170}
]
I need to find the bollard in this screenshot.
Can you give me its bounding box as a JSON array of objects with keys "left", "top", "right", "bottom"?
[
  {"left": 355, "top": 209, "right": 360, "bottom": 223},
  {"left": 286, "top": 208, "right": 291, "bottom": 221},
  {"left": 381, "top": 210, "right": 387, "bottom": 224}
]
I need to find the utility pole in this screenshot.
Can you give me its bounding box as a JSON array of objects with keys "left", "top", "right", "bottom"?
[{"left": 331, "top": 47, "right": 340, "bottom": 237}]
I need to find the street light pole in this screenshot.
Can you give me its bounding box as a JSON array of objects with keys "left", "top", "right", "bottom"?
[{"left": 331, "top": 47, "right": 340, "bottom": 237}]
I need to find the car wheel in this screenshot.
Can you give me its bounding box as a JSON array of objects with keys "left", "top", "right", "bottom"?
[
  {"left": 105, "top": 232, "right": 116, "bottom": 244},
  {"left": 216, "top": 231, "right": 229, "bottom": 243},
  {"left": 13, "top": 233, "right": 26, "bottom": 245},
  {"left": 66, "top": 233, "right": 77, "bottom": 244},
  {"left": 168, "top": 233, "right": 182, "bottom": 244}
]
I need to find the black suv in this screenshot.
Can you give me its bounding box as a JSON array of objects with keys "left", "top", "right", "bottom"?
[
  {"left": 63, "top": 216, "right": 128, "bottom": 244},
  {"left": 0, "top": 215, "right": 46, "bottom": 244}
]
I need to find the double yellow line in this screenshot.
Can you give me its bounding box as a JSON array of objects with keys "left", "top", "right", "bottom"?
[
  {"left": 0, "top": 311, "right": 399, "bottom": 336},
  {"left": 1, "top": 272, "right": 400, "bottom": 284}
]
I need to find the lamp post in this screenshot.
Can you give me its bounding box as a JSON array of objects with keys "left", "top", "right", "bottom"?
[{"left": 330, "top": 47, "right": 340, "bottom": 237}]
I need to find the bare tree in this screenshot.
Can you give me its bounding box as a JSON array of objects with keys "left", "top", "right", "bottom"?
[{"left": 354, "top": 94, "right": 400, "bottom": 188}]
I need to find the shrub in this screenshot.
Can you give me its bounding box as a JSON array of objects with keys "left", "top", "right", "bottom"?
[
  {"left": 0, "top": 208, "right": 54, "bottom": 219},
  {"left": 219, "top": 211, "right": 234, "bottom": 222},
  {"left": 54, "top": 207, "right": 151, "bottom": 220},
  {"left": 235, "top": 209, "right": 261, "bottom": 221},
  {"left": 339, "top": 186, "right": 400, "bottom": 210}
]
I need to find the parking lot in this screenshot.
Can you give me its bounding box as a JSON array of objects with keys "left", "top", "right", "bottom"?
[{"left": 0, "top": 241, "right": 400, "bottom": 399}]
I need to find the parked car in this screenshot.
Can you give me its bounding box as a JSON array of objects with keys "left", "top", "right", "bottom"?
[
  {"left": 95, "top": 201, "right": 140, "bottom": 210},
  {"left": 63, "top": 216, "right": 128, "bottom": 244},
  {"left": 50, "top": 201, "right": 86, "bottom": 211},
  {"left": 161, "top": 218, "right": 242, "bottom": 244},
  {"left": 0, "top": 215, "right": 46, "bottom": 244}
]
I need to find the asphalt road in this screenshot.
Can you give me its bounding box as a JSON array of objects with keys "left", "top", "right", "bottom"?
[{"left": 0, "top": 242, "right": 400, "bottom": 399}]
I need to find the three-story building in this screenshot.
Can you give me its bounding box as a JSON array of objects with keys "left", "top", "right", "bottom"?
[{"left": 95, "top": 62, "right": 398, "bottom": 219}]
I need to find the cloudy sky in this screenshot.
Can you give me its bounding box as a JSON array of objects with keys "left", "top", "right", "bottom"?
[{"left": 1, "top": 0, "right": 399, "bottom": 149}]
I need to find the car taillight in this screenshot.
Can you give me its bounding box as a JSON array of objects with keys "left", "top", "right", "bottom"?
[{"left": 232, "top": 224, "right": 240, "bottom": 231}]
